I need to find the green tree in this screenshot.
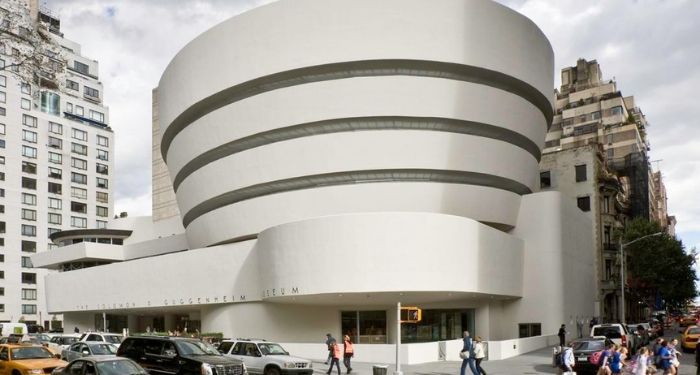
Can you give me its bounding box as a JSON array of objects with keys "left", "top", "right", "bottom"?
[{"left": 623, "top": 218, "right": 697, "bottom": 310}]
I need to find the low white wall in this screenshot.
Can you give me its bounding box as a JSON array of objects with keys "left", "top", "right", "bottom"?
[{"left": 281, "top": 335, "right": 557, "bottom": 365}]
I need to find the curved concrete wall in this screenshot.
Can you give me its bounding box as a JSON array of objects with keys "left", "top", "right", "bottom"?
[{"left": 157, "top": 0, "right": 554, "bottom": 247}]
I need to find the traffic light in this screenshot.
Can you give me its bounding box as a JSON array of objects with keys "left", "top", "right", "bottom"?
[{"left": 400, "top": 307, "right": 422, "bottom": 323}]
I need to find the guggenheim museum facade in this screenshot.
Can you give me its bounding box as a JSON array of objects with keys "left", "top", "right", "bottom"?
[{"left": 33, "top": 0, "right": 595, "bottom": 361}]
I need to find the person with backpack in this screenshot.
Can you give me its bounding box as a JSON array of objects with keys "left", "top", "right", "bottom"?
[
  {"left": 656, "top": 340, "right": 674, "bottom": 375},
  {"left": 560, "top": 344, "right": 575, "bottom": 373},
  {"left": 610, "top": 346, "right": 627, "bottom": 374},
  {"left": 326, "top": 341, "right": 342, "bottom": 375},
  {"left": 596, "top": 343, "right": 616, "bottom": 375}
]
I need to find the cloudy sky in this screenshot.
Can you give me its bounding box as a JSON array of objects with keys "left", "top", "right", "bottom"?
[{"left": 45, "top": 0, "right": 699, "bottom": 250}]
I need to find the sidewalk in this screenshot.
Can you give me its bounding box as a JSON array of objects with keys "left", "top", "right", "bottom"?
[{"left": 312, "top": 346, "right": 558, "bottom": 374}]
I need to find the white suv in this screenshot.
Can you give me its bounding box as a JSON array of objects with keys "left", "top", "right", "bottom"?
[
  {"left": 590, "top": 324, "right": 634, "bottom": 348},
  {"left": 78, "top": 332, "right": 124, "bottom": 347},
  {"left": 218, "top": 339, "right": 312, "bottom": 375}
]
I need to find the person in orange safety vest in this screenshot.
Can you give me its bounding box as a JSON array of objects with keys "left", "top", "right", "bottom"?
[
  {"left": 343, "top": 335, "right": 354, "bottom": 374},
  {"left": 326, "top": 340, "right": 341, "bottom": 375}
]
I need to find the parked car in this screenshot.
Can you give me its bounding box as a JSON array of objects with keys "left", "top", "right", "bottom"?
[
  {"left": 0, "top": 344, "right": 67, "bottom": 374},
  {"left": 48, "top": 335, "right": 80, "bottom": 353},
  {"left": 117, "top": 335, "right": 246, "bottom": 375},
  {"left": 590, "top": 324, "right": 633, "bottom": 348},
  {"left": 681, "top": 325, "right": 700, "bottom": 352},
  {"left": 78, "top": 332, "right": 123, "bottom": 346},
  {"left": 51, "top": 356, "right": 147, "bottom": 375},
  {"left": 61, "top": 342, "right": 118, "bottom": 362},
  {"left": 219, "top": 339, "right": 313, "bottom": 375},
  {"left": 570, "top": 336, "right": 614, "bottom": 375}
]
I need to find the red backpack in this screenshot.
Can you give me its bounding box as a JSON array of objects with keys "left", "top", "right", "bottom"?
[{"left": 589, "top": 350, "right": 604, "bottom": 365}]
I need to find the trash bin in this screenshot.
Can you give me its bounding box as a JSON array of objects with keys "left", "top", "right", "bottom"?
[{"left": 372, "top": 365, "right": 388, "bottom": 375}]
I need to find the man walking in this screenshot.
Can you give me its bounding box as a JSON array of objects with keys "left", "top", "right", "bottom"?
[
  {"left": 325, "top": 333, "right": 336, "bottom": 365},
  {"left": 558, "top": 324, "right": 567, "bottom": 347},
  {"left": 460, "top": 331, "right": 478, "bottom": 375}
]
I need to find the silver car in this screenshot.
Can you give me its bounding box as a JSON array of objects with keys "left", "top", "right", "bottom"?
[{"left": 61, "top": 342, "right": 118, "bottom": 362}]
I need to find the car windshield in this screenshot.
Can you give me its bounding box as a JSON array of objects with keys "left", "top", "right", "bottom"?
[
  {"left": 687, "top": 328, "right": 700, "bottom": 335},
  {"left": 592, "top": 327, "right": 622, "bottom": 339},
  {"left": 175, "top": 340, "right": 221, "bottom": 356},
  {"left": 11, "top": 347, "right": 53, "bottom": 360},
  {"left": 90, "top": 344, "right": 119, "bottom": 355},
  {"left": 258, "top": 343, "right": 288, "bottom": 355},
  {"left": 104, "top": 336, "right": 123, "bottom": 344},
  {"left": 96, "top": 360, "right": 147, "bottom": 375},
  {"left": 63, "top": 337, "right": 78, "bottom": 344},
  {"left": 572, "top": 340, "right": 605, "bottom": 351}
]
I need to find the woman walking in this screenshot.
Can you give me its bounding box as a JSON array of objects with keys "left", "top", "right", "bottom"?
[
  {"left": 634, "top": 347, "right": 649, "bottom": 375},
  {"left": 326, "top": 341, "right": 341, "bottom": 375},
  {"left": 342, "top": 335, "right": 354, "bottom": 374},
  {"left": 473, "top": 336, "right": 486, "bottom": 374}
]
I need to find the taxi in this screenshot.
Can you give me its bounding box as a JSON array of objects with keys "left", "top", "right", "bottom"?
[
  {"left": 681, "top": 325, "right": 700, "bottom": 351},
  {"left": 0, "top": 344, "right": 67, "bottom": 375}
]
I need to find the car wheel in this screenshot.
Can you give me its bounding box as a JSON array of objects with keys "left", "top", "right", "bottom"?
[{"left": 264, "top": 366, "right": 281, "bottom": 375}]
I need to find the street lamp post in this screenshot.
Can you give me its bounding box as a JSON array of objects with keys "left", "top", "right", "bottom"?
[{"left": 619, "top": 232, "right": 663, "bottom": 324}]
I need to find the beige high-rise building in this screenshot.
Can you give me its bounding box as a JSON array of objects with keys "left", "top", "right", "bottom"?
[{"left": 540, "top": 58, "right": 673, "bottom": 322}]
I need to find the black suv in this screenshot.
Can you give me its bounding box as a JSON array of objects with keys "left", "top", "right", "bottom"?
[{"left": 117, "top": 336, "right": 246, "bottom": 375}]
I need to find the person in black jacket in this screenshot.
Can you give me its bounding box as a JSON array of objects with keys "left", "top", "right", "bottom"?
[{"left": 558, "top": 324, "right": 567, "bottom": 347}]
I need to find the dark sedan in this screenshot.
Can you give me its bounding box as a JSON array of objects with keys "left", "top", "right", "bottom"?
[
  {"left": 52, "top": 356, "right": 147, "bottom": 375},
  {"left": 571, "top": 337, "right": 613, "bottom": 375}
]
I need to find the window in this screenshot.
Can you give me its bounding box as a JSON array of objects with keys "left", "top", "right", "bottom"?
[
  {"left": 604, "top": 225, "right": 611, "bottom": 246},
  {"left": 605, "top": 259, "right": 613, "bottom": 280},
  {"left": 22, "top": 241, "right": 36, "bottom": 253},
  {"left": 96, "top": 192, "right": 108, "bottom": 203},
  {"left": 49, "top": 167, "right": 62, "bottom": 179},
  {"left": 71, "top": 201, "right": 87, "bottom": 214},
  {"left": 71, "top": 143, "right": 87, "bottom": 155},
  {"left": 48, "top": 228, "right": 60, "bottom": 238},
  {"left": 21, "top": 304, "right": 37, "bottom": 314},
  {"left": 21, "top": 209, "right": 36, "bottom": 221},
  {"left": 22, "top": 145, "right": 37, "bottom": 158},
  {"left": 71, "top": 172, "right": 87, "bottom": 184},
  {"left": 0, "top": 288, "right": 3, "bottom": 296},
  {"left": 74, "top": 61, "right": 90, "bottom": 75},
  {"left": 71, "top": 187, "right": 87, "bottom": 199},
  {"left": 0, "top": 156, "right": 4, "bottom": 164},
  {"left": 575, "top": 164, "right": 587, "bottom": 182},
  {"left": 518, "top": 323, "right": 542, "bottom": 338},
  {"left": 0, "top": 254, "right": 3, "bottom": 262},
  {"left": 21, "top": 98, "right": 31, "bottom": 110},
  {"left": 89, "top": 110, "right": 104, "bottom": 123},
  {"left": 96, "top": 220, "right": 107, "bottom": 229},
  {"left": 96, "top": 206, "right": 108, "bottom": 217},
  {"left": 0, "top": 172, "right": 3, "bottom": 181},
  {"left": 21, "top": 83, "right": 31, "bottom": 95},
  {"left": 22, "top": 177, "right": 37, "bottom": 190},
  {"left": 48, "top": 213, "right": 61, "bottom": 225},
  {"left": 540, "top": 171, "right": 551, "bottom": 188},
  {"left": 48, "top": 136, "right": 62, "bottom": 149},
  {"left": 0, "top": 91, "right": 5, "bottom": 103},
  {"left": 97, "top": 135, "right": 109, "bottom": 147},
  {"left": 0, "top": 76, "right": 4, "bottom": 87},
  {"left": 22, "top": 130, "right": 37, "bottom": 143},
  {"left": 72, "top": 128, "right": 87, "bottom": 141},
  {"left": 66, "top": 102, "right": 73, "bottom": 113},
  {"left": 97, "top": 149, "right": 108, "bottom": 161},
  {"left": 48, "top": 198, "right": 62, "bottom": 210},
  {"left": 71, "top": 216, "right": 87, "bottom": 228},
  {"left": 96, "top": 177, "right": 108, "bottom": 189},
  {"left": 72, "top": 158, "right": 87, "bottom": 170},
  {"left": 66, "top": 80, "right": 79, "bottom": 91},
  {"left": 75, "top": 105, "right": 84, "bottom": 116},
  {"left": 22, "top": 114, "right": 37, "bottom": 127},
  {"left": 0, "top": 107, "right": 4, "bottom": 116},
  {"left": 48, "top": 182, "right": 62, "bottom": 194},
  {"left": 603, "top": 196, "right": 611, "bottom": 213},
  {"left": 341, "top": 310, "right": 388, "bottom": 344},
  {"left": 48, "top": 152, "right": 62, "bottom": 164},
  {"left": 0, "top": 123, "right": 4, "bottom": 134},
  {"left": 0, "top": 221, "right": 4, "bottom": 233},
  {"left": 21, "top": 289, "right": 36, "bottom": 299},
  {"left": 577, "top": 196, "right": 591, "bottom": 212},
  {"left": 591, "top": 111, "right": 602, "bottom": 120},
  {"left": 611, "top": 106, "right": 624, "bottom": 116},
  {"left": 22, "top": 193, "right": 36, "bottom": 206},
  {"left": 22, "top": 257, "right": 33, "bottom": 268},
  {"left": 96, "top": 163, "right": 108, "bottom": 175},
  {"left": 84, "top": 86, "right": 99, "bottom": 98},
  {"left": 0, "top": 189, "right": 4, "bottom": 197},
  {"left": 49, "top": 122, "right": 62, "bottom": 134},
  {"left": 0, "top": 139, "right": 4, "bottom": 148},
  {"left": 21, "top": 224, "right": 36, "bottom": 237},
  {"left": 22, "top": 161, "right": 37, "bottom": 174},
  {"left": 40, "top": 91, "right": 60, "bottom": 115}
]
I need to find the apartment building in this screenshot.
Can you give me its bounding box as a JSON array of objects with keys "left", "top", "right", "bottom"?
[
  {"left": 0, "top": 2, "right": 114, "bottom": 328},
  {"left": 540, "top": 58, "right": 672, "bottom": 322}
]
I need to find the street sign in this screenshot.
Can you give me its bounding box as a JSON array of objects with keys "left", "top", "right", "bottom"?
[{"left": 400, "top": 307, "right": 422, "bottom": 323}]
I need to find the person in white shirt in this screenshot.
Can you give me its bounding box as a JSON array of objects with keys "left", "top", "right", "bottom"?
[{"left": 473, "top": 336, "right": 487, "bottom": 374}]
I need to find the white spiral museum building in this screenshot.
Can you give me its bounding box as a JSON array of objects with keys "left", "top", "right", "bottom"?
[{"left": 34, "top": 0, "right": 595, "bottom": 363}]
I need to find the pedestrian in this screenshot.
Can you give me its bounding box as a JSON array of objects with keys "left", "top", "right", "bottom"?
[
  {"left": 653, "top": 337, "right": 663, "bottom": 367},
  {"left": 610, "top": 346, "right": 627, "bottom": 374},
  {"left": 590, "top": 316, "right": 599, "bottom": 330},
  {"left": 74, "top": 326, "right": 79, "bottom": 333},
  {"left": 459, "top": 331, "right": 479, "bottom": 375},
  {"left": 669, "top": 338, "right": 681, "bottom": 374},
  {"left": 560, "top": 343, "right": 574, "bottom": 373},
  {"left": 657, "top": 340, "right": 673, "bottom": 375},
  {"left": 694, "top": 340, "right": 700, "bottom": 375},
  {"left": 473, "top": 336, "right": 486, "bottom": 374},
  {"left": 576, "top": 317, "right": 584, "bottom": 338},
  {"left": 325, "top": 333, "right": 336, "bottom": 365},
  {"left": 342, "top": 335, "right": 354, "bottom": 374},
  {"left": 558, "top": 324, "right": 567, "bottom": 347},
  {"left": 326, "top": 341, "right": 341, "bottom": 375},
  {"left": 634, "top": 347, "right": 649, "bottom": 375},
  {"left": 596, "top": 343, "right": 616, "bottom": 375}
]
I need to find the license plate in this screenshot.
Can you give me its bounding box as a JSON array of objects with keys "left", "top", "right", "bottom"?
[{"left": 578, "top": 356, "right": 588, "bottom": 361}]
